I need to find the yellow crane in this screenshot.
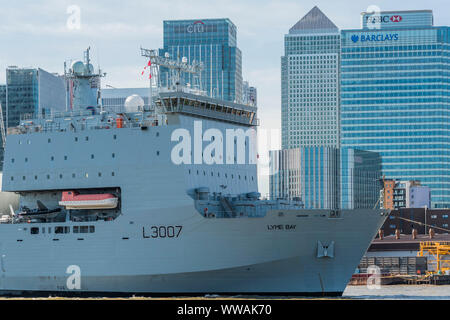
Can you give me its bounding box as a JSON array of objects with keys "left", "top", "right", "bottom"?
[{"left": 418, "top": 242, "right": 450, "bottom": 274}]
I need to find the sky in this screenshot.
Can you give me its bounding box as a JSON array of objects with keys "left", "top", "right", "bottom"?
[{"left": 0, "top": 0, "right": 449, "bottom": 194}]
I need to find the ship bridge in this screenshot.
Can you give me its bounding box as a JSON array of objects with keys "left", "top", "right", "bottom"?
[{"left": 155, "top": 91, "right": 258, "bottom": 127}]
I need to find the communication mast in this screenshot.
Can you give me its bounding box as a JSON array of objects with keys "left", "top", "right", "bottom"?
[{"left": 139, "top": 47, "right": 204, "bottom": 111}]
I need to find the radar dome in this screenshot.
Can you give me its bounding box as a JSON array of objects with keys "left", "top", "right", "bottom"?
[
  {"left": 87, "top": 63, "right": 94, "bottom": 74},
  {"left": 124, "top": 94, "right": 145, "bottom": 113},
  {"left": 71, "top": 61, "right": 85, "bottom": 75}
]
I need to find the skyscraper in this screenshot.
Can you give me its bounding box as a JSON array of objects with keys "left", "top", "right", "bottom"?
[
  {"left": 269, "top": 146, "right": 381, "bottom": 209},
  {"left": 341, "top": 10, "right": 450, "bottom": 208},
  {"left": 281, "top": 6, "right": 340, "bottom": 149},
  {"left": 242, "top": 81, "right": 257, "bottom": 106},
  {"left": 160, "top": 18, "right": 243, "bottom": 103}
]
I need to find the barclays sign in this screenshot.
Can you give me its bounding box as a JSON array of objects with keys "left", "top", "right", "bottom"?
[{"left": 351, "top": 33, "right": 399, "bottom": 43}]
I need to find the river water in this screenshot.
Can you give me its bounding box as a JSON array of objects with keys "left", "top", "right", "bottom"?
[{"left": 342, "top": 285, "right": 450, "bottom": 299}]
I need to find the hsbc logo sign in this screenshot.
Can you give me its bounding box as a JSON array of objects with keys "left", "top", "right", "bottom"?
[
  {"left": 390, "top": 15, "right": 402, "bottom": 22},
  {"left": 365, "top": 15, "right": 403, "bottom": 24}
]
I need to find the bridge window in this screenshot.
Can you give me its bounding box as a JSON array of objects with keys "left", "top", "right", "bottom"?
[{"left": 30, "top": 227, "right": 39, "bottom": 234}]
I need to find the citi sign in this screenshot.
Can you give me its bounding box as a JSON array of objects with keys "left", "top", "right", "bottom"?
[
  {"left": 187, "top": 21, "right": 205, "bottom": 33},
  {"left": 365, "top": 15, "right": 402, "bottom": 24},
  {"left": 351, "top": 33, "right": 399, "bottom": 43}
]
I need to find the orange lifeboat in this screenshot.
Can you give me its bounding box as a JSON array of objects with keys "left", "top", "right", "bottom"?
[{"left": 59, "top": 191, "right": 118, "bottom": 210}]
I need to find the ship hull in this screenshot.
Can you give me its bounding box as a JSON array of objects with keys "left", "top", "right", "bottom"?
[{"left": 0, "top": 207, "right": 386, "bottom": 296}]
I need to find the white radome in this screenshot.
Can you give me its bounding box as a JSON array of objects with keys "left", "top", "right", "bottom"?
[
  {"left": 71, "top": 61, "right": 85, "bottom": 75},
  {"left": 124, "top": 94, "right": 145, "bottom": 113}
]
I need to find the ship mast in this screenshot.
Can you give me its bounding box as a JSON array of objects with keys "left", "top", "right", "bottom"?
[{"left": 139, "top": 47, "right": 203, "bottom": 113}]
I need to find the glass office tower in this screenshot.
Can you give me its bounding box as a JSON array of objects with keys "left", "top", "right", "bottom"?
[
  {"left": 160, "top": 18, "right": 242, "bottom": 103},
  {"left": 341, "top": 10, "right": 450, "bottom": 208},
  {"left": 269, "top": 146, "right": 381, "bottom": 209},
  {"left": 281, "top": 6, "right": 340, "bottom": 149}
]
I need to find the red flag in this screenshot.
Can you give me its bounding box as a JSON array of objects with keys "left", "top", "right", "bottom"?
[
  {"left": 147, "top": 60, "right": 151, "bottom": 66},
  {"left": 149, "top": 74, "right": 152, "bottom": 79},
  {"left": 141, "top": 71, "right": 144, "bottom": 75}
]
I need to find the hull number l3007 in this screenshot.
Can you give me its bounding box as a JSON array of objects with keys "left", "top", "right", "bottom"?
[{"left": 143, "top": 226, "right": 183, "bottom": 238}]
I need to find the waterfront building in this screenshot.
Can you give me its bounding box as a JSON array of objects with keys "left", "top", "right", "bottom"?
[
  {"left": 281, "top": 6, "right": 341, "bottom": 149},
  {"left": 160, "top": 18, "right": 243, "bottom": 103},
  {"left": 269, "top": 147, "right": 381, "bottom": 209},
  {"left": 381, "top": 179, "right": 431, "bottom": 209},
  {"left": 341, "top": 10, "right": 450, "bottom": 208},
  {"left": 5, "top": 67, "right": 66, "bottom": 128}
]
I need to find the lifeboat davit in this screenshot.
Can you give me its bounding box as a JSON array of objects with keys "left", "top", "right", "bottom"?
[{"left": 59, "top": 191, "right": 118, "bottom": 210}]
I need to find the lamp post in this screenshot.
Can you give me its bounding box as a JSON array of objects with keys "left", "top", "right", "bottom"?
[{"left": 424, "top": 205, "right": 427, "bottom": 234}]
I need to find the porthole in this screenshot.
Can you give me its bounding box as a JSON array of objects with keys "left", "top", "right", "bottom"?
[
  {"left": 34, "top": 175, "right": 37, "bottom": 180},
  {"left": 64, "top": 156, "right": 68, "bottom": 160},
  {"left": 59, "top": 174, "right": 63, "bottom": 179},
  {"left": 50, "top": 156, "right": 54, "bottom": 161},
  {"left": 22, "top": 176, "right": 25, "bottom": 181},
  {"left": 47, "top": 175, "right": 50, "bottom": 180},
  {"left": 75, "top": 137, "right": 78, "bottom": 142},
  {"left": 11, "top": 158, "right": 14, "bottom": 163},
  {"left": 10, "top": 176, "right": 13, "bottom": 181},
  {"left": 156, "top": 132, "right": 159, "bottom": 137},
  {"left": 112, "top": 153, "right": 115, "bottom": 158},
  {"left": 156, "top": 151, "right": 160, "bottom": 156},
  {"left": 72, "top": 173, "right": 76, "bottom": 178},
  {"left": 85, "top": 136, "right": 89, "bottom": 141},
  {"left": 113, "top": 135, "right": 117, "bottom": 140},
  {"left": 25, "top": 158, "right": 28, "bottom": 162},
  {"left": 98, "top": 172, "right": 102, "bottom": 177},
  {"left": 91, "top": 154, "right": 94, "bottom": 159},
  {"left": 111, "top": 172, "right": 115, "bottom": 176},
  {"left": 48, "top": 138, "right": 51, "bottom": 143}
]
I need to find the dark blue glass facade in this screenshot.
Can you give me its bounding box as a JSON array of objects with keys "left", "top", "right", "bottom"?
[
  {"left": 160, "top": 19, "right": 242, "bottom": 103},
  {"left": 341, "top": 22, "right": 450, "bottom": 208}
]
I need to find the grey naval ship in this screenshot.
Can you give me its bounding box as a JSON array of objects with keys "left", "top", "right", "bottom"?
[{"left": 0, "top": 48, "right": 388, "bottom": 296}]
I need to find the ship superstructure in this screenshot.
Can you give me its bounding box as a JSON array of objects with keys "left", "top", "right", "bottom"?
[{"left": 0, "top": 48, "right": 388, "bottom": 295}]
